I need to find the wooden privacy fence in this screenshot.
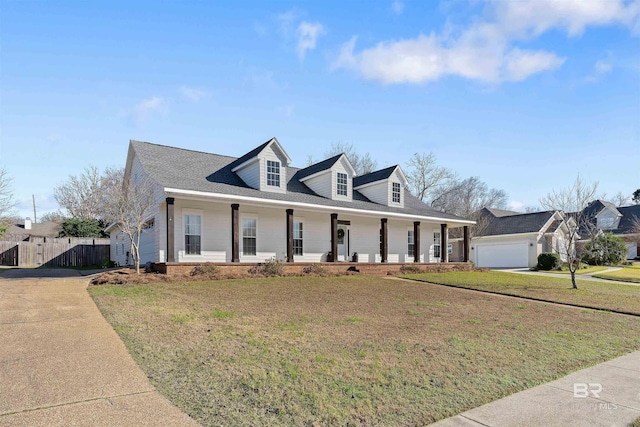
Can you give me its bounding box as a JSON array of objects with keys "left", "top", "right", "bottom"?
[{"left": 0, "top": 238, "right": 110, "bottom": 268}]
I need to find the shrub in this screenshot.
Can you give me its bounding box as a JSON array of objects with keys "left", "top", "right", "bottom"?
[
  {"left": 252, "top": 257, "right": 284, "bottom": 277},
  {"left": 582, "top": 234, "right": 627, "bottom": 266},
  {"left": 400, "top": 264, "right": 423, "bottom": 274},
  {"left": 102, "top": 260, "right": 118, "bottom": 268},
  {"left": 302, "top": 264, "right": 331, "bottom": 277},
  {"left": 190, "top": 263, "right": 221, "bottom": 278},
  {"left": 537, "top": 253, "right": 561, "bottom": 271}
]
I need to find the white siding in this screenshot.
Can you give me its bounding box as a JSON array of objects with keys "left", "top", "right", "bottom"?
[
  {"left": 258, "top": 145, "right": 287, "bottom": 193},
  {"left": 304, "top": 172, "right": 333, "bottom": 199},
  {"left": 174, "top": 201, "right": 231, "bottom": 262},
  {"left": 332, "top": 158, "right": 353, "bottom": 202},
  {"left": 387, "top": 170, "right": 405, "bottom": 208},
  {"left": 292, "top": 211, "right": 331, "bottom": 262},
  {"left": 236, "top": 160, "right": 261, "bottom": 190},
  {"left": 357, "top": 182, "right": 388, "bottom": 206}
]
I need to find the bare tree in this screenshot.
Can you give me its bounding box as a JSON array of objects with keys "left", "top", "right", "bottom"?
[
  {"left": 539, "top": 176, "right": 599, "bottom": 289},
  {"left": 0, "top": 167, "right": 17, "bottom": 237},
  {"left": 104, "top": 174, "right": 155, "bottom": 274},
  {"left": 324, "top": 141, "right": 377, "bottom": 175},
  {"left": 431, "top": 176, "right": 508, "bottom": 218},
  {"left": 54, "top": 166, "right": 124, "bottom": 221},
  {"left": 39, "top": 211, "right": 65, "bottom": 223},
  {"left": 612, "top": 191, "right": 629, "bottom": 207},
  {"left": 524, "top": 206, "right": 541, "bottom": 213},
  {"left": 405, "top": 152, "right": 456, "bottom": 202}
]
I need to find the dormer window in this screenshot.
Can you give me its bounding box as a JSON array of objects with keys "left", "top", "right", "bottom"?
[
  {"left": 267, "top": 160, "right": 280, "bottom": 187},
  {"left": 337, "top": 172, "right": 348, "bottom": 196},
  {"left": 392, "top": 182, "right": 401, "bottom": 204}
]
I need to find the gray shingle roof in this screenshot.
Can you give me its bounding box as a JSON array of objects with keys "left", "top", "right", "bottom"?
[
  {"left": 484, "top": 207, "right": 520, "bottom": 217},
  {"left": 296, "top": 154, "right": 343, "bottom": 180},
  {"left": 228, "top": 139, "right": 272, "bottom": 170},
  {"left": 612, "top": 205, "right": 640, "bottom": 235},
  {"left": 480, "top": 211, "right": 556, "bottom": 236},
  {"left": 2, "top": 221, "right": 61, "bottom": 240},
  {"left": 353, "top": 165, "right": 397, "bottom": 187},
  {"left": 131, "top": 140, "right": 469, "bottom": 223}
]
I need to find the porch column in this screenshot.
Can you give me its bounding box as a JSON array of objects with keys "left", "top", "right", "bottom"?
[
  {"left": 381, "top": 218, "right": 388, "bottom": 263},
  {"left": 463, "top": 225, "right": 470, "bottom": 263},
  {"left": 330, "top": 213, "right": 338, "bottom": 262},
  {"left": 165, "top": 197, "right": 175, "bottom": 262},
  {"left": 231, "top": 204, "right": 240, "bottom": 262},
  {"left": 286, "top": 209, "right": 294, "bottom": 262},
  {"left": 440, "top": 223, "right": 448, "bottom": 263},
  {"left": 413, "top": 221, "right": 421, "bottom": 263}
]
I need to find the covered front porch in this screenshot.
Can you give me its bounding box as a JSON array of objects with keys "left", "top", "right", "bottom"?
[{"left": 160, "top": 196, "right": 472, "bottom": 265}]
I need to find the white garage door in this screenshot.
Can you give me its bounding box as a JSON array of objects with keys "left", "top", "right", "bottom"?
[
  {"left": 476, "top": 242, "right": 529, "bottom": 268},
  {"left": 627, "top": 243, "right": 638, "bottom": 260}
]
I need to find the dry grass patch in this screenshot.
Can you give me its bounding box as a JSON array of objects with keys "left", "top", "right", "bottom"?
[
  {"left": 402, "top": 271, "right": 640, "bottom": 314},
  {"left": 89, "top": 276, "right": 640, "bottom": 426}
]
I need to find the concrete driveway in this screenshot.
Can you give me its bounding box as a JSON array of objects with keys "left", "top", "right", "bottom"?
[{"left": 0, "top": 269, "right": 200, "bottom": 426}]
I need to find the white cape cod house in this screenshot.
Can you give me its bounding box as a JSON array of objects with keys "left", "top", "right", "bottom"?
[{"left": 109, "top": 138, "right": 474, "bottom": 268}]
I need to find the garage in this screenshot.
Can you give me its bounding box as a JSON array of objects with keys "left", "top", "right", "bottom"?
[{"left": 476, "top": 241, "right": 529, "bottom": 268}]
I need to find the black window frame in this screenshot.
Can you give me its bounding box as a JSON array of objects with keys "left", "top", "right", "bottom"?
[
  {"left": 242, "top": 218, "right": 257, "bottom": 256},
  {"left": 293, "top": 221, "right": 303, "bottom": 256}
]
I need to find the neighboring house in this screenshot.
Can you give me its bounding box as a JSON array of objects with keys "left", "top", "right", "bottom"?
[
  {"left": 450, "top": 208, "right": 574, "bottom": 268},
  {"left": 579, "top": 200, "right": 640, "bottom": 259},
  {"left": 2, "top": 218, "right": 62, "bottom": 242},
  {"left": 108, "top": 138, "right": 474, "bottom": 267}
]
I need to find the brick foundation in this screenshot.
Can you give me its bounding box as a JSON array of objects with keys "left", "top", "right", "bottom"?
[{"left": 152, "top": 261, "right": 474, "bottom": 276}]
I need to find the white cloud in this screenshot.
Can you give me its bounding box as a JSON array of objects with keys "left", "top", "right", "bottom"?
[
  {"left": 391, "top": 0, "right": 404, "bottom": 16},
  {"left": 277, "top": 9, "right": 300, "bottom": 36},
  {"left": 502, "top": 48, "right": 565, "bottom": 82},
  {"left": 494, "top": 0, "right": 640, "bottom": 38},
  {"left": 130, "top": 96, "right": 168, "bottom": 125},
  {"left": 332, "top": 0, "right": 639, "bottom": 84},
  {"left": 584, "top": 55, "right": 614, "bottom": 83},
  {"left": 297, "top": 21, "right": 325, "bottom": 59},
  {"left": 179, "top": 86, "right": 208, "bottom": 102}
]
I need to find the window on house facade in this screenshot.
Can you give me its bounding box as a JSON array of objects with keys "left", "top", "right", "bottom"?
[
  {"left": 392, "top": 182, "right": 401, "bottom": 203},
  {"left": 242, "top": 218, "right": 257, "bottom": 256},
  {"left": 293, "top": 221, "right": 303, "bottom": 256},
  {"left": 337, "top": 172, "right": 348, "bottom": 196},
  {"left": 433, "top": 232, "right": 441, "bottom": 259},
  {"left": 408, "top": 230, "right": 415, "bottom": 257},
  {"left": 267, "top": 160, "right": 280, "bottom": 187},
  {"left": 448, "top": 244, "right": 453, "bottom": 254},
  {"left": 184, "top": 214, "right": 201, "bottom": 255}
]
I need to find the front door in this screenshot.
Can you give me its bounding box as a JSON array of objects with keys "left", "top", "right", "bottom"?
[{"left": 337, "top": 224, "right": 349, "bottom": 261}]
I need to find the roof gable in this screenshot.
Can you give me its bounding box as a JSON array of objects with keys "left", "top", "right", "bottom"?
[
  {"left": 230, "top": 137, "right": 292, "bottom": 172},
  {"left": 353, "top": 165, "right": 407, "bottom": 188},
  {"left": 297, "top": 153, "right": 357, "bottom": 181}
]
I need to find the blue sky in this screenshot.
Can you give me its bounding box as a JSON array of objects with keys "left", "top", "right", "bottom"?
[{"left": 1, "top": 0, "right": 639, "bottom": 219}]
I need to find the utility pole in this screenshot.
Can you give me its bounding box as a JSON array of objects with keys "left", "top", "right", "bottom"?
[{"left": 32, "top": 194, "right": 37, "bottom": 223}]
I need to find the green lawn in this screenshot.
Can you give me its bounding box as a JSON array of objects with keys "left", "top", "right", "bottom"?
[
  {"left": 593, "top": 267, "right": 640, "bottom": 284},
  {"left": 90, "top": 275, "right": 640, "bottom": 426},
  {"left": 553, "top": 265, "right": 608, "bottom": 275},
  {"left": 400, "top": 271, "right": 640, "bottom": 314}
]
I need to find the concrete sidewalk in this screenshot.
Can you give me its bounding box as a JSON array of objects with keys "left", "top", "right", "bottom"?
[
  {"left": 431, "top": 351, "right": 640, "bottom": 426},
  {"left": 0, "top": 270, "right": 200, "bottom": 426}
]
